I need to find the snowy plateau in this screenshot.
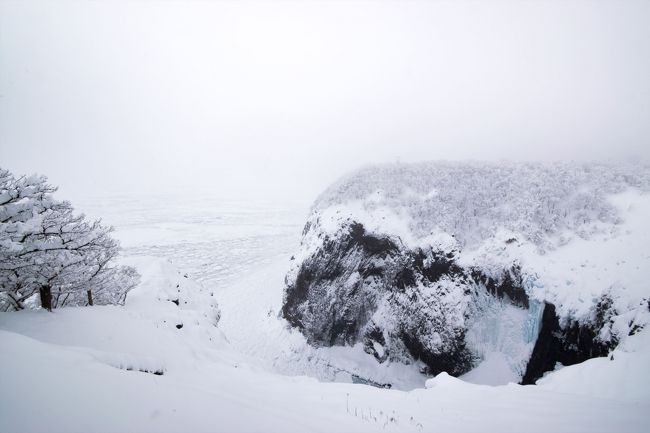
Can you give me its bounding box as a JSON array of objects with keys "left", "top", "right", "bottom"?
[{"left": 1, "top": 162, "right": 650, "bottom": 433}]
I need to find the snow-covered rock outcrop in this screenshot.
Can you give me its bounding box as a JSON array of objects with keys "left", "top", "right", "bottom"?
[
  {"left": 121, "top": 256, "right": 222, "bottom": 337},
  {"left": 281, "top": 162, "right": 650, "bottom": 383}
]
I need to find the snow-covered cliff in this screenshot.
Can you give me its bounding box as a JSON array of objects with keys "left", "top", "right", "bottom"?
[{"left": 282, "top": 162, "right": 650, "bottom": 383}]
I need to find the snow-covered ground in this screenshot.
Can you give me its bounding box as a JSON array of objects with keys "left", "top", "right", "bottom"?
[{"left": 1, "top": 191, "right": 649, "bottom": 432}]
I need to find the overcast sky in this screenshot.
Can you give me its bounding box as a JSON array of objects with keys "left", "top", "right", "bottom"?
[{"left": 1, "top": 0, "right": 649, "bottom": 202}]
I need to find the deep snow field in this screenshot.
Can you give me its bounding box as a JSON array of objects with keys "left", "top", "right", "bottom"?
[{"left": 1, "top": 191, "right": 649, "bottom": 433}]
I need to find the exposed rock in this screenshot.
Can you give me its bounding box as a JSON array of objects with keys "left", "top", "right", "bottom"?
[
  {"left": 521, "top": 302, "right": 615, "bottom": 384},
  {"left": 282, "top": 220, "right": 528, "bottom": 377},
  {"left": 282, "top": 219, "right": 619, "bottom": 383}
]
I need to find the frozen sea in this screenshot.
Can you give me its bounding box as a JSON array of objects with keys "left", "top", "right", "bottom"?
[{"left": 76, "top": 193, "right": 308, "bottom": 292}]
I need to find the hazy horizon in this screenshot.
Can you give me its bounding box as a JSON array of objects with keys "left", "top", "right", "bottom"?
[{"left": 2, "top": 0, "right": 649, "bottom": 202}]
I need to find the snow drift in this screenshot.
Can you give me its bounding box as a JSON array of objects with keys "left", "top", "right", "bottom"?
[{"left": 281, "top": 161, "right": 650, "bottom": 383}]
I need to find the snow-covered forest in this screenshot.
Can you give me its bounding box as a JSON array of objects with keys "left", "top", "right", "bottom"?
[{"left": 314, "top": 161, "right": 650, "bottom": 249}]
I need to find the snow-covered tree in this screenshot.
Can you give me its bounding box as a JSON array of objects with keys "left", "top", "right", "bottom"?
[{"left": 0, "top": 168, "right": 139, "bottom": 311}]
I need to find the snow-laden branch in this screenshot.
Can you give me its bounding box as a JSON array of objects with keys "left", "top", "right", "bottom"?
[{"left": 0, "top": 167, "right": 140, "bottom": 311}]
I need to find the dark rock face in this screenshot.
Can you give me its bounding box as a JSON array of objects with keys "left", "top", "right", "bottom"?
[
  {"left": 283, "top": 222, "right": 402, "bottom": 347},
  {"left": 362, "top": 325, "right": 388, "bottom": 362},
  {"left": 470, "top": 266, "right": 529, "bottom": 309},
  {"left": 282, "top": 220, "right": 616, "bottom": 383},
  {"left": 521, "top": 302, "right": 616, "bottom": 384},
  {"left": 283, "top": 221, "right": 524, "bottom": 377}
]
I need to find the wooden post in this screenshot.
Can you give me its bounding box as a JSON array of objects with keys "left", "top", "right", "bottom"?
[
  {"left": 87, "top": 290, "right": 94, "bottom": 306},
  {"left": 39, "top": 285, "right": 52, "bottom": 311}
]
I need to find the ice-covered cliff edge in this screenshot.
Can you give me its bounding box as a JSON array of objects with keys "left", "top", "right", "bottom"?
[{"left": 281, "top": 162, "right": 650, "bottom": 383}]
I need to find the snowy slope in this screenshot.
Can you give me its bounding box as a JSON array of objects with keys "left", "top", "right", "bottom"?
[{"left": 1, "top": 253, "right": 649, "bottom": 433}]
